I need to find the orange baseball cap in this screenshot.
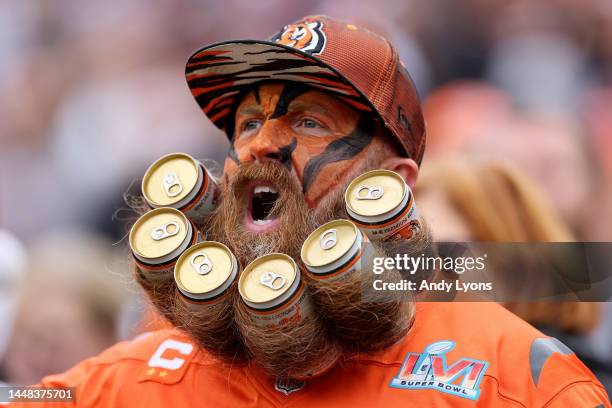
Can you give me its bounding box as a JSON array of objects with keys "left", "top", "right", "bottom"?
[{"left": 185, "top": 15, "right": 426, "bottom": 164}]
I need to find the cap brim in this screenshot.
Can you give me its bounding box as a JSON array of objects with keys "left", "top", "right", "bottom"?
[{"left": 185, "top": 40, "right": 375, "bottom": 136}]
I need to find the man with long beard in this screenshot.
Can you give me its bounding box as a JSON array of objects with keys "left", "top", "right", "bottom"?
[{"left": 10, "top": 16, "right": 610, "bottom": 407}]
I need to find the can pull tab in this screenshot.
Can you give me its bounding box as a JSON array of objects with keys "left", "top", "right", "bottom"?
[
  {"left": 190, "top": 252, "right": 213, "bottom": 275},
  {"left": 355, "top": 185, "right": 384, "bottom": 200},
  {"left": 151, "top": 222, "right": 180, "bottom": 241},
  {"left": 260, "top": 271, "right": 286, "bottom": 290},
  {"left": 320, "top": 228, "right": 338, "bottom": 250},
  {"left": 163, "top": 172, "right": 183, "bottom": 197}
]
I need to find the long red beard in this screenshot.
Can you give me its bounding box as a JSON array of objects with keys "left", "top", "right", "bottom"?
[{"left": 136, "top": 158, "right": 421, "bottom": 378}]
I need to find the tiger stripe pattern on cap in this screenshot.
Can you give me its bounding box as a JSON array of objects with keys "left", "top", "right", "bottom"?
[
  {"left": 185, "top": 42, "right": 373, "bottom": 135},
  {"left": 186, "top": 15, "right": 427, "bottom": 164}
]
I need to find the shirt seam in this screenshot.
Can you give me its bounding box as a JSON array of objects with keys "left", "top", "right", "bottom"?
[
  {"left": 484, "top": 375, "right": 528, "bottom": 407},
  {"left": 542, "top": 380, "right": 608, "bottom": 407}
]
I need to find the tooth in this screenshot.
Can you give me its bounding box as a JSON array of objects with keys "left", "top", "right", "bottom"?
[
  {"left": 253, "top": 219, "right": 272, "bottom": 225},
  {"left": 254, "top": 186, "right": 278, "bottom": 195}
]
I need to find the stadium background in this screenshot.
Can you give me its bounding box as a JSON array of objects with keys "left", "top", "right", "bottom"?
[{"left": 0, "top": 0, "right": 611, "bottom": 392}]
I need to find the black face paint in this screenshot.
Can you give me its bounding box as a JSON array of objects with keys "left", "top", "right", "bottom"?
[
  {"left": 253, "top": 85, "right": 261, "bottom": 105},
  {"left": 225, "top": 86, "right": 252, "bottom": 141},
  {"left": 269, "top": 84, "right": 308, "bottom": 119},
  {"left": 301, "top": 115, "right": 375, "bottom": 193},
  {"left": 225, "top": 81, "right": 303, "bottom": 140},
  {"left": 276, "top": 138, "right": 297, "bottom": 170}
]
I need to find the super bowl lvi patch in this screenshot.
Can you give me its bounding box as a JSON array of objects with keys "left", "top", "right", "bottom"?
[{"left": 390, "top": 340, "right": 489, "bottom": 401}]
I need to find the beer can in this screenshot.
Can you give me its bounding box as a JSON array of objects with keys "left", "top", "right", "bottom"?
[
  {"left": 301, "top": 219, "right": 366, "bottom": 281},
  {"left": 239, "top": 253, "right": 342, "bottom": 380},
  {"left": 345, "top": 169, "right": 420, "bottom": 241},
  {"left": 142, "top": 152, "right": 220, "bottom": 225},
  {"left": 238, "top": 253, "right": 313, "bottom": 328},
  {"left": 174, "top": 241, "right": 238, "bottom": 310},
  {"left": 129, "top": 207, "right": 197, "bottom": 282}
]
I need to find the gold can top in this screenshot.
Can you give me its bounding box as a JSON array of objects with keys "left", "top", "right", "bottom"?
[
  {"left": 129, "top": 207, "right": 190, "bottom": 262},
  {"left": 301, "top": 219, "right": 360, "bottom": 269},
  {"left": 239, "top": 253, "right": 298, "bottom": 307},
  {"left": 174, "top": 241, "right": 237, "bottom": 299},
  {"left": 142, "top": 152, "right": 200, "bottom": 207},
  {"left": 345, "top": 169, "right": 407, "bottom": 217}
]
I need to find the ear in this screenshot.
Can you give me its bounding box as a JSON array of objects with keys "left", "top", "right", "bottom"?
[{"left": 381, "top": 157, "right": 419, "bottom": 189}]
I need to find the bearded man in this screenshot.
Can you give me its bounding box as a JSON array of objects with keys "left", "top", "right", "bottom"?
[{"left": 10, "top": 16, "right": 610, "bottom": 407}]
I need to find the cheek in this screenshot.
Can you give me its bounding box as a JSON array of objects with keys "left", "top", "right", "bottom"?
[
  {"left": 291, "top": 136, "right": 346, "bottom": 179},
  {"left": 300, "top": 134, "right": 386, "bottom": 208},
  {"left": 303, "top": 149, "right": 368, "bottom": 208},
  {"left": 231, "top": 139, "right": 251, "bottom": 163}
]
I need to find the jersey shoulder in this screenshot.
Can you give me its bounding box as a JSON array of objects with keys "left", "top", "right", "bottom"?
[
  {"left": 90, "top": 329, "right": 203, "bottom": 366},
  {"left": 38, "top": 329, "right": 225, "bottom": 406},
  {"left": 358, "top": 302, "right": 609, "bottom": 406}
]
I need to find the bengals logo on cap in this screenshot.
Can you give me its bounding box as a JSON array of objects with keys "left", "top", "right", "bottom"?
[{"left": 272, "top": 21, "right": 326, "bottom": 55}]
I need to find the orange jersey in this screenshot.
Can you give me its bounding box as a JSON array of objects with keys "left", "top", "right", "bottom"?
[{"left": 8, "top": 303, "right": 610, "bottom": 407}]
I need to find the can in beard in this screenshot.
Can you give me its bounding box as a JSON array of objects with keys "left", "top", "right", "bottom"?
[
  {"left": 142, "top": 152, "right": 220, "bottom": 226},
  {"left": 301, "top": 219, "right": 367, "bottom": 281},
  {"left": 173, "top": 241, "right": 246, "bottom": 362},
  {"left": 345, "top": 169, "right": 420, "bottom": 241},
  {"left": 239, "top": 253, "right": 312, "bottom": 328},
  {"left": 238, "top": 253, "right": 341, "bottom": 380},
  {"left": 129, "top": 207, "right": 197, "bottom": 283},
  {"left": 174, "top": 241, "right": 238, "bottom": 310}
]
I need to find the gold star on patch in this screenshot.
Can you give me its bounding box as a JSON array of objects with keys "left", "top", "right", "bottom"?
[
  {"left": 159, "top": 370, "right": 168, "bottom": 378},
  {"left": 147, "top": 368, "right": 156, "bottom": 376}
]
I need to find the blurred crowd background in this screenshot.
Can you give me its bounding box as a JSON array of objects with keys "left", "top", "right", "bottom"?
[{"left": 1, "top": 0, "right": 611, "bottom": 391}]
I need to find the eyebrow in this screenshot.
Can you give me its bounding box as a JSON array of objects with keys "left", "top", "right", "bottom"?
[
  {"left": 286, "top": 100, "right": 331, "bottom": 116},
  {"left": 236, "top": 105, "right": 264, "bottom": 117},
  {"left": 236, "top": 96, "right": 332, "bottom": 118}
]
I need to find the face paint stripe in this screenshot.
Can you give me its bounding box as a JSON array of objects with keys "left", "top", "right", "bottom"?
[
  {"left": 254, "top": 85, "right": 261, "bottom": 105},
  {"left": 277, "top": 138, "right": 297, "bottom": 170},
  {"left": 269, "top": 84, "right": 309, "bottom": 119},
  {"left": 301, "top": 115, "right": 375, "bottom": 193}
]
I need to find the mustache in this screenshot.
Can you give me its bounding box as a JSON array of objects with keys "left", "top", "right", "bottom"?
[
  {"left": 226, "top": 161, "right": 300, "bottom": 196},
  {"left": 206, "top": 161, "right": 315, "bottom": 267},
  {"left": 225, "top": 161, "right": 303, "bottom": 221}
]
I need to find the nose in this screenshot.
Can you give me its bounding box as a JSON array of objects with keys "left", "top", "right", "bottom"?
[
  {"left": 250, "top": 141, "right": 283, "bottom": 163},
  {"left": 246, "top": 122, "right": 291, "bottom": 165}
]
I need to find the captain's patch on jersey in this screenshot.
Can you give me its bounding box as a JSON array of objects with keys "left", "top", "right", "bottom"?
[
  {"left": 138, "top": 338, "right": 195, "bottom": 384},
  {"left": 390, "top": 340, "right": 488, "bottom": 401}
]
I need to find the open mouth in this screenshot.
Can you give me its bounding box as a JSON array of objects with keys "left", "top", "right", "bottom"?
[{"left": 245, "top": 183, "right": 281, "bottom": 232}]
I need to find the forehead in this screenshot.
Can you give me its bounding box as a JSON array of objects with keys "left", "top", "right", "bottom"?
[{"left": 235, "top": 82, "right": 359, "bottom": 117}]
